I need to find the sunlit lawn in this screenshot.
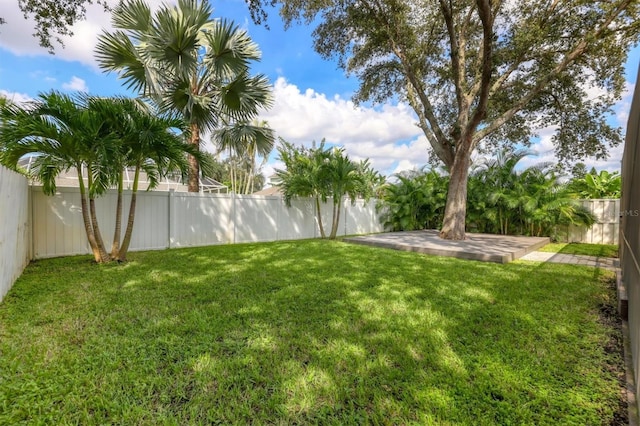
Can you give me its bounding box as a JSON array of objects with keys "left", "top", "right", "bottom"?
[
  {"left": 0, "top": 240, "right": 623, "bottom": 424},
  {"left": 540, "top": 242, "right": 619, "bottom": 258}
]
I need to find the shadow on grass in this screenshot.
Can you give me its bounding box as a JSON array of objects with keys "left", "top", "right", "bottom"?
[{"left": 0, "top": 240, "right": 622, "bottom": 424}]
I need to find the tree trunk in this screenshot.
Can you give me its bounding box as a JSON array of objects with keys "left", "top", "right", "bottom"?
[
  {"left": 315, "top": 196, "right": 326, "bottom": 239},
  {"left": 89, "top": 196, "right": 110, "bottom": 262},
  {"left": 439, "top": 149, "right": 472, "bottom": 240},
  {"left": 87, "top": 170, "right": 110, "bottom": 262},
  {"left": 329, "top": 197, "right": 342, "bottom": 240},
  {"left": 118, "top": 165, "right": 141, "bottom": 262},
  {"left": 110, "top": 172, "right": 123, "bottom": 259},
  {"left": 188, "top": 122, "right": 200, "bottom": 192},
  {"left": 77, "top": 167, "right": 102, "bottom": 263}
]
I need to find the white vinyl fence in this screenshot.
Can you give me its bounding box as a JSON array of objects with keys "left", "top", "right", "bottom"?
[
  {"left": 564, "top": 199, "right": 620, "bottom": 245},
  {"left": 30, "top": 187, "right": 384, "bottom": 259},
  {"left": 0, "top": 166, "right": 30, "bottom": 302}
]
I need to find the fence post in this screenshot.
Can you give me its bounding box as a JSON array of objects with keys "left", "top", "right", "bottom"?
[
  {"left": 232, "top": 192, "right": 237, "bottom": 244},
  {"left": 168, "top": 189, "right": 174, "bottom": 249}
]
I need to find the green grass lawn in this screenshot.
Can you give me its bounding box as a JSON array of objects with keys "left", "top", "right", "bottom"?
[
  {"left": 539, "top": 242, "right": 619, "bottom": 258},
  {"left": 0, "top": 240, "right": 624, "bottom": 425}
]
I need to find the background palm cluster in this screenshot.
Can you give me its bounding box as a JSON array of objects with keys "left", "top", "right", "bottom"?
[
  {"left": 275, "top": 140, "right": 384, "bottom": 239},
  {"left": 379, "top": 149, "right": 621, "bottom": 240}
]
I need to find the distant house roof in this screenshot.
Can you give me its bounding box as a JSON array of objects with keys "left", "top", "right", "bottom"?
[
  {"left": 252, "top": 186, "right": 282, "bottom": 196},
  {"left": 18, "top": 155, "right": 228, "bottom": 193}
]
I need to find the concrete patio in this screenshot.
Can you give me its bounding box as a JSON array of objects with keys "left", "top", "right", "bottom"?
[{"left": 344, "top": 230, "right": 550, "bottom": 264}]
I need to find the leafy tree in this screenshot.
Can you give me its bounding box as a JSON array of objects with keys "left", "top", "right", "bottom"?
[
  {"left": 466, "top": 151, "right": 595, "bottom": 238},
  {"left": 570, "top": 163, "right": 588, "bottom": 180},
  {"left": 467, "top": 149, "right": 532, "bottom": 235},
  {"left": 1, "top": 0, "right": 109, "bottom": 51},
  {"left": 95, "top": 0, "right": 272, "bottom": 192},
  {"left": 568, "top": 169, "right": 622, "bottom": 199},
  {"left": 275, "top": 140, "right": 379, "bottom": 239},
  {"left": 246, "top": 0, "right": 639, "bottom": 239},
  {"left": 276, "top": 140, "right": 332, "bottom": 238}
]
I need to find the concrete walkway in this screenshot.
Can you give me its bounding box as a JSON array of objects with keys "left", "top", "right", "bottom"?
[{"left": 520, "top": 251, "right": 619, "bottom": 271}]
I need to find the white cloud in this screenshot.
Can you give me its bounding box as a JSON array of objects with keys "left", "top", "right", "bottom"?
[
  {"left": 0, "top": 89, "right": 33, "bottom": 104},
  {"left": 0, "top": 0, "right": 172, "bottom": 68},
  {"left": 62, "top": 76, "right": 88, "bottom": 92},
  {"left": 259, "top": 77, "right": 425, "bottom": 175}
]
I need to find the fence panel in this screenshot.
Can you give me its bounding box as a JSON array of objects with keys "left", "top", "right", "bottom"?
[
  {"left": 235, "top": 195, "right": 280, "bottom": 243},
  {"left": 30, "top": 189, "right": 382, "bottom": 258},
  {"left": 565, "top": 199, "right": 619, "bottom": 245},
  {"left": 345, "top": 199, "right": 384, "bottom": 235},
  {"left": 276, "top": 198, "right": 317, "bottom": 240},
  {"left": 170, "top": 192, "right": 232, "bottom": 248},
  {"left": 0, "top": 166, "right": 30, "bottom": 302},
  {"left": 32, "top": 187, "right": 89, "bottom": 258}
]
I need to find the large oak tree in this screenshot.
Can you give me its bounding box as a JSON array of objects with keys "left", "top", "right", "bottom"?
[{"left": 246, "top": 0, "right": 640, "bottom": 239}]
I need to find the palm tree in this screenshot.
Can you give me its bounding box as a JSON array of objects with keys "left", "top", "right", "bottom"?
[
  {"left": 95, "top": 0, "right": 273, "bottom": 192},
  {"left": 470, "top": 149, "right": 533, "bottom": 234},
  {"left": 213, "top": 120, "right": 275, "bottom": 194},
  {"left": 0, "top": 91, "right": 118, "bottom": 263},
  {"left": 325, "top": 147, "right": 365, "bottom": 239},
  {"left": 276, "top": 140, "right": 332, "bottom": 238},
  {"left": 94, "top": 97, "right": 199, "bottom": 261},
  {"left": 276, "top": 141, "right": 375, "bottom": 239}
]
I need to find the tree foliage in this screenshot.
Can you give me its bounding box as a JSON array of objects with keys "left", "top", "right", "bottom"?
[
  {"left": 2, "top": 0, "right": 110, "bottom": 51},
  {"left": 568, "top": 169, "right": 621, "bottom": 199},
  {"left": 213, "top": 120, "right": 275, "bottom": 194},
  {"left": 275, "top": 139, "right": 383, "bottom": 239},
  {"left": 246, "top": 0, "right": 639, "bottom": 239},
  {"left": 95, "top": 0, "right": 273, "bottom": 192},
  {"left": 0, "top": 91, "right": 197, "bottom": 263},
  {"left": 378, "top": 168, "right": 448, "bottom": 231},
  {"left": 379, "top": 151, "right": 596, "bottom": 239}
]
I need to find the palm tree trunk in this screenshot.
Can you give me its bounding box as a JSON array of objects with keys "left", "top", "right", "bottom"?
[
  {"left": 77, "top": 165, "right": 102, "bottom": 263},
  {"left": 87, "top": 167, "right": 110, "bottom": 263},
  {"left": 315, "top": 196, "right": 326, "bottom": 239},
  {"left": 229, "top": 149, "right": 236, "bottom": 193},
  {"left": 118, "top": 164, "right": 141, "bottom": 262},
  {"left": 329, "top": 197, "right": 342, "bottom": 239},
  {"left": 188, "top": 122, "right": 200, "bottom": 192},
  {"left": 110, "top": 171, "right": 123, "bottom": 259}
]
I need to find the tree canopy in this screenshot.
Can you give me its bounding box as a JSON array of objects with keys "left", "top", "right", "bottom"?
[
  {"left": 95, "top": 0, "right": 273, "bottom": 192},
  {"left": 246, "top": 0, "right": 639, "bottom": 239},
  {"left": 3, "top": 0, "right": 110, "bottom": 51}
]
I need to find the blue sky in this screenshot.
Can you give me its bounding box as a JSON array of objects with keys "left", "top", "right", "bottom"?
[{"left": 0, "top": 0, "right": 638, "bottom": 178}]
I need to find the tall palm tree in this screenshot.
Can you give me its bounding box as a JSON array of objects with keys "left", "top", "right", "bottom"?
[
  {"left": 95, "top": 0, "right": 273, "bottom": 192},
  {"left": 0, "top": 92, "right": 119, "bottom": 263}
]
